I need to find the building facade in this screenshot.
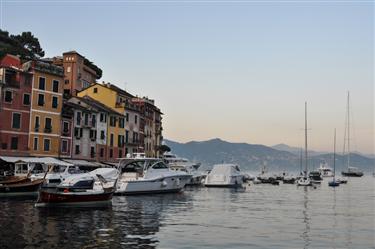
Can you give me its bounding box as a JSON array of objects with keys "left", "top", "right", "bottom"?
[
  {"left": 24, "top": 61, "right": 64, "bottom": 157},
  {"left": 0, "top": 55, "right": 33, "bottom": 156}
]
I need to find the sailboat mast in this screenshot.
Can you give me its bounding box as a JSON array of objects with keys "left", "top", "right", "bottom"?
[
  {"left": 305, "top": 102, "right": 308, "bottom": 175},
  {"left": 333, "top": 128, "right": 336, "bottom": 180},
  {"left": 347, "top": 91, "right": 350, "bottom": 169},
  {"left": 300, "top": 148, "right": 303, "bottom": 174}
]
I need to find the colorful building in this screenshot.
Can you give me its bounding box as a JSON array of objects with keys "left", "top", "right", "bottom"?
[
  {"left": 0, "top": 55, "right": 33, "bottom": 156},
  {"left": 51, "top": 51, "right": 100, "bottom": 97},
  {"left": 24, "top": 60, "right": 64, "bottom": 157}
]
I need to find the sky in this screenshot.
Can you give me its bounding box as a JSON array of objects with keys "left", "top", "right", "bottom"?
[{"left": 1, "top": 0, "right": 374, "bottom": 154}]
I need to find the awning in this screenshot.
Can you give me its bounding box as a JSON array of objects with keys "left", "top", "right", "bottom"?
[
  {"left": 0, "top": 156, "right": 73, "bottom": 166},
  {"left": 62, "top": 159, "right": 110, "bottom": 168}
]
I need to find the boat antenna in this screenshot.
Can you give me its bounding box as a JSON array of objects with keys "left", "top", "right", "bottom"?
[
  {"left": 305, "top": 102, "right": 308, "bottom": 176},
  {"left": 347, "top": 91, "right": 350, "bottom": 170}
]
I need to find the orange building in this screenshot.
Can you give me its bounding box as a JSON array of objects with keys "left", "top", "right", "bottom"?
[{"left": 23, "top": 61, "right": 64, "bottom": 157}]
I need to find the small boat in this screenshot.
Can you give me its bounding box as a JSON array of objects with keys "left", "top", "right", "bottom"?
[
  {"left": 341, "top": 92, "right": 363, "bottom": 177},
  {"left": 282, "top": 176, "right": 296, "bottom": 184},
  {"left": 341, "top": 167, "right": 364, "bottom": 177},
  {"left": 309, "top": 171, "right": 323, "bottom": 184},
  {"left": 336, "top": 178, "right": 348, "bottom": 184},
  {"left": 204, "top": 164, "right": 244, "bottom": 188},
  {"left": 35, "top": 168, "right": 117, "bottom": 207},
  {"left": 328, "top": 129, "right": 340, "bottom": 187},
  {"left": 0, "top": 178, "right": 44, "bottom": 197},
  {"left": 163, "top": 153, "right": 205, "bottom": 186},
  {"left": 317, "top": 162, "right": 334, "bottom": 177},
  {"left": 116, "top": 156, "right": 192, "bottom": 195},
  {"left": 0, "top": 175, "right": 30, "bottom": 185},
  {"left": 297, "top": 102, "right": 312, "bottom": 187}
]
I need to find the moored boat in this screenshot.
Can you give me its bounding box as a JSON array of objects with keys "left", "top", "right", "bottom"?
[
  {"left": 297, "top": 102, "right": 312, "bottom": 187},
  {"left": 328, "top": 129, "right": 340, "bottom": 187},
  {"left": 115, "top": 157, "right": 192, "bottom": 195},
  {"left": 318, "top": 162, "right": 334, "bottom": 177},
  {"left": 0, "top": 178, "right": 44, "bottom": 197},
  {"left": 204, "top": 164, "right": 244, "bottom": 188},
  {"left": 35, "top": 168, "right": 117, "bottom": 207}
]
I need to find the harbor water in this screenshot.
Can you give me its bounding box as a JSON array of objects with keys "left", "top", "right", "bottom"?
[{"left": 0, "top": 176, "right": 374, "bottom": 249}]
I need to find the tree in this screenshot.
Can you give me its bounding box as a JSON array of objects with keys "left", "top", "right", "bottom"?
[
  {"left": 0, "top": 29, "right": 45, "bottom": 60},
  {"left": 158, "top": 144, "right": 171, "bottom": 154}
]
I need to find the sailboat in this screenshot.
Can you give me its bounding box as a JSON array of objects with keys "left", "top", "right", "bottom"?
[
  {"left": 297, "top": 102, "right": 312, "bottom": 186},
  {"left": 328, "top": 129, "right": 340, "bottom": 187},
  {"left": 341, "top": 92, "right": 364, "bottom": 177}
]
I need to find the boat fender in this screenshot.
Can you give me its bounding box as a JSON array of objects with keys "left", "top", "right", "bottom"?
[
  {"left": 64, "top": 188, "right": 69, "bottom": 193},
  {"left": 161, "top": 180, "right": 167, "bottom": 187}
]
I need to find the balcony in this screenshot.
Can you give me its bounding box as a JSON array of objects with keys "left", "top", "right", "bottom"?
[
  {"left": 44, "top": 127, "right": 52, "bottom": 133},
  {"left": 115, "top": 102, "right": 125, "bottom": 108}
]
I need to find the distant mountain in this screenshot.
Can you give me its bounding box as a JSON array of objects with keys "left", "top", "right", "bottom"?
[
  {"left": 164, "top": 138, "right": 375, "bottom": 173},
  {"left": 272, "top": 143, "right": 326, "bottom": 156}
]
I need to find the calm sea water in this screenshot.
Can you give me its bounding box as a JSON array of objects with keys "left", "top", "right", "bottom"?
[{"left": 0, "top": 176, "right": 374, "bottom": 249}]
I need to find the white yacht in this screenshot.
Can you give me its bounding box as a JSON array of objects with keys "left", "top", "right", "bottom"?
[
  {"left": 163, "top": 153, "right": 205, "bottom": 185},
  {"left": 204, "top": 164, "right": 244, "bottom": 188},
  {"left": 317, "top": 162, "right": 334, "bottom": 177},
  {"left": 115, "top": 156, "right": 192, "bottom": 195}
]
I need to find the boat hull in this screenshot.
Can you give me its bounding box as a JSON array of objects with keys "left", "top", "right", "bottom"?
[
  {"left": 0, "top": 179, "right": 43, "bottom": 197},
  {"left": 36, "top": 189, "right": 113, "bottom": 207},
  {"left": 341, "top": 172, "right": 363, "bottom": 177},
  {"left": 204, "top": 183, "right": 243, "bottom": 188},
  {"left": 115, "top": 175, "right": 191, "bottom": 195}
]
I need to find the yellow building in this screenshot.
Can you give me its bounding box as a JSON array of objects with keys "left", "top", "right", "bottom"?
[
  {"left": 24, "top": 61, "right": 64, "bottom": 157},
  {"left": 78, "top": 82, "right": 127, "bottom": 161}
]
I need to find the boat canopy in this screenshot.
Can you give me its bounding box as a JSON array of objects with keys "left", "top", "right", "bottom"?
[
  {"left": 210, "top": 164, "right": 241, "bottom": 175},
  {"left": 62, "top": 159, "right": 110, "bottom": 168}
]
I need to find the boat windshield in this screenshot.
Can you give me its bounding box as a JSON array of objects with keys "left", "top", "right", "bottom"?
[
  {"left": 122, "top": 161, "right": 144, "bottom": 174},
  {"left": 52, "top": 166, "right": 67, "bottom": 173},
  {"left": 150, "top": 161, "right": 169, "bottom": 170}
]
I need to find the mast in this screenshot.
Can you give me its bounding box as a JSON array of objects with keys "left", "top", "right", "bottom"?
[
  {"left": 347, "top": 91, "right": 350, "bottom": 169},
  {"left": 333, "top": 128, "right": 336, "bottom": 180},
  {"left": 305, "top": 102, "right": 308, "bottom": 175},
  {"left": 300, "top": 148, "right": 303, "bottom": 174}
]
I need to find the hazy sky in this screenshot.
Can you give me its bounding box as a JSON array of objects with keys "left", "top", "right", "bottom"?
[{"left": 1, "top": 0, "right": 373, "bottom": 153}]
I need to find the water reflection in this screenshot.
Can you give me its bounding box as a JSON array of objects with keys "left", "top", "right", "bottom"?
[
  {"left": 0, "top": 193, "right": 191, "bottom": 249},
  {"left": 301, "top": 187, "right": 311, "bottom": 249}
]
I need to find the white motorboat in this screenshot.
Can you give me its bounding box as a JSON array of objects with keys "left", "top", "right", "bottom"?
[
  {"left": 204, "top": 164, "right": 244, "bottom": 188},
  {"left": 163, "top": 153, "right": 205, "bottom": 185},
  {"left": 36, "top": 168, "right": 118, "bottom": 207},
  {"left": 116, "top": 157, "right": 192, "bottom": 195},
  {"left": 317, "top": 162, "right": 334, "bottom": 177}
]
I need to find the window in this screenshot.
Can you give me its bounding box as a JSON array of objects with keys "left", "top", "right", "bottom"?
[
  {"left": 109, "top": 116, "right": 116, "bottom": 127},
  {"left": 23, "top": 94, "right": 30, "bottom": 105},
  {"left": 84, "top": 113, "right": 89, "bottom": 126},
  {"left": 52, "top": 96, "right": 58, "bottom": 108},
  {"left": 126, "top": 113, "right": 129, "bottom": 122},
  {"left": 100, "top": 130, "right": 105, "bottom": 140},
  {"left": 135, "top": 115, "right": 138, "bottom": 124},
  {"left": 118, "top": 135, "right": 123, "bottom": 147},
  {"left": 12, "top": 113, "right": 21, "bottom": 129},
  {"left": 39, "top": 77, "right": 45, "bottom": 90},
  {"left": 43, "top": 139, "right": 50, "bottom": 151},
  {"left": 35, "top": 116, "right": 40, "bottom": 130},
  {"left": 100, "top": 113, "right": 106, "bottom": 122},
  {"left": 45, "top": 117, "right": 52, "bottom": 132},
  {"left": 110, "top": 134, "right": 114, "bottom": 147},
  {"left": 64, "top": 79, "right": 69, "bottom": 85},
  {"left": 10, "top": 137, "right": 18, "bottom": 150},
  {"left": 93, "top": 87, "right": 98, "bottom": 93},
  {"left": 4, "top": 91, "right": 12, "bottom": 103},
  {"left": 33, "top": 137, "right": 38, "bottom": 150},
  {"left": 67, "top": 66, "right": 71, "bottom": 73},
  {"left": 110, "top": 149, "right": 113, "bottom": 158},
  {"left": 38, "top": 94, "right": 44, "bottom": 106},
  {"left": 63, "top": 121, "right": 69, "bottom": 133},
  {"left": 76, "top": 112, "right": 81, "bottom": 126},
  {"left": 75, "top": 145, "right": 80, "bottom": 154},
  {"left": 90, "top": 146, "right": 95, "bottom": 158},
  {"left": 92, "top": 114, "right": 96, "bottom": 127},
  {"left": 125, "top": 130, "right": 129, "bottom": 143},
  {"left": 119, "top": 118, "right": 125, "bottom": 128},
  {"left": 119, "top": 149, "right": 123, "bottom": 158},
  {"left": 90, "top": 130, "right": 97, "bottom": 140},
  {"left": 52, "top": 80, "right": 59, "bottom": 92},
  {"left": 100, "top": 148, "right": 104, "bottom": 157}
]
